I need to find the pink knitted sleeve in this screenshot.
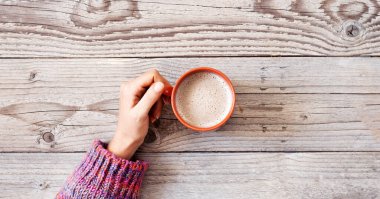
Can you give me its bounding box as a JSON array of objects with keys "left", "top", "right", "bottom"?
[{"left": 57, "top": 140, "right": 148, "bottom": 199}]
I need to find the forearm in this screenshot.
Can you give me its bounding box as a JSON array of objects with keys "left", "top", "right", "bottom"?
[
  {"left": 57, "top": 140, "right": 148, "bottom": 199},
  {"left": 57, "top": 70, "right": 168, "bottom": 198}
]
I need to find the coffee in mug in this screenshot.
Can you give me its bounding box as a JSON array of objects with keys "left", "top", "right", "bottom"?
[
  {"left": 165, "top": 67, "right": 235, "bottom": 131},
  {"left": 175, "top": 71, "right": 233, "bottom": 128}
]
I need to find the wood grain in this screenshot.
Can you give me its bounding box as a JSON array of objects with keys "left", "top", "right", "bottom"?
[
  {"left": 0, "top": 58, "right": 379, "bottom": 152},
  {"left": 1, "top": 57, "right": 380, "bottom": 96},
  {"left": 1, "top": 0, "right": 380, "bottom": 57},
  {"left": 2, "top": 1, "right": 379, "bottom": 198},
  {"left": 2, "top": 93, "right": 379, "bottom": 152},
  {"left": 0, "top": 152, "right": 379, "bottom": 199}
]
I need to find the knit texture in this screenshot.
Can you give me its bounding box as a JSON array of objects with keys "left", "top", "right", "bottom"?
[{"left": 57, "top": 140, "right": 148, "bottom": 199}]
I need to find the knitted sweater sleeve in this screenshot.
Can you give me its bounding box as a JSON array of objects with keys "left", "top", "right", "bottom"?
[{"left": 56, "top": 140, "right": 148, "bottom": 199}]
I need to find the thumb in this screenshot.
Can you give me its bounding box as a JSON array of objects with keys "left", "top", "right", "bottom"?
[{"left": 135, "top": 82, "right": 165, "bottom": 115}]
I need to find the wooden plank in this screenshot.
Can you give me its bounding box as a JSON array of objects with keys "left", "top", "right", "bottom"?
[
  {"left": 0, "top": 58, "right": 380, "bottom": 152},
  {"left": 2, "top": 93, "right": 379, "bottom": 152},
  {"left": 1, "top": 0, "right": 380, "bottom": 57},
  {"left": 0, "top": 152, "right": 379, "bottom": 199},
  {"left": 1, "top": 57, "right": 380, "bottom": 95}
]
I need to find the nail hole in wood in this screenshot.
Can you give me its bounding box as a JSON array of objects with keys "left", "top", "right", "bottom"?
[
  {"left": 38, "top": 181, "right": 49, "bottom": 190},
  {"left": 262, "top": 126, "right": 267, "bottom": 133}
]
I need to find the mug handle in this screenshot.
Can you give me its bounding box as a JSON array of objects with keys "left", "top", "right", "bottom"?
[{"left": 163, "top": 85, "right": 173, "bottom": 97}]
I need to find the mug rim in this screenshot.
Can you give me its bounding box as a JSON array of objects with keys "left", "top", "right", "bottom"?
[{"left": 171, "top": 67, "right": 236, "bottom": 132}]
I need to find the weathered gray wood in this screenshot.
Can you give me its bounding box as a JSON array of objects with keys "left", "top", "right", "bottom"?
[
  {"left": 0, "top": 152, "right": 379, "bottom": 199},
  {"left": 1, "top": 0, "right": 380, "bottom": 57},
  {"left": 1, "top": 58, "right": 380, "bottom": 95},
  {"left": 0, "top": 58, "right": 379, "bottom": 152},
  {"left": 3, "top": 93, "right": 379, "bottom": 152}
]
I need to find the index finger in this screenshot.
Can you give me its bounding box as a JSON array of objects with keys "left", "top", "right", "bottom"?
[{"left": 132, "top": 69, "right": 172, "bottom": 90}]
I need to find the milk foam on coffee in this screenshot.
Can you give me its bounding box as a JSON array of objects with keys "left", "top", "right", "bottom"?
[{"left": 175, "top": 71, "right": 233, "bottom": 128}]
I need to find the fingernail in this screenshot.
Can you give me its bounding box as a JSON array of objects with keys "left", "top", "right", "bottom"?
[{"left": 154, "top": 82, "right": 164, "bottom": 93}]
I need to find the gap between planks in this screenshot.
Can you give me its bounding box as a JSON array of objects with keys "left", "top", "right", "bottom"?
[
  {"left": 2, "top": 150, "right": 380, "bottom": 154},
  {"left": 2, "top": 55, "right": 380, "bottom": 59}
]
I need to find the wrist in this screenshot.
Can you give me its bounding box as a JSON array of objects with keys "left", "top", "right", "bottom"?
[{"left": 107, "top": 134, "right": 143, "bottom": 160}]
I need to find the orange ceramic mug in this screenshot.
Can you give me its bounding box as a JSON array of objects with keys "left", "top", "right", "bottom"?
[{"left": 163, "top": 67, "right": 235, "bottom": 132}]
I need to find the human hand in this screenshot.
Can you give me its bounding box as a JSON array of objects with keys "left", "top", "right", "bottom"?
[{"left": 107, "top": 69, "right": 172, "bottom": 159}]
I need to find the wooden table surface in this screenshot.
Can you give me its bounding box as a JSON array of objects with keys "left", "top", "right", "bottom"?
[{"left": 1, "top": 0, "right": 380, "bottom": 198}]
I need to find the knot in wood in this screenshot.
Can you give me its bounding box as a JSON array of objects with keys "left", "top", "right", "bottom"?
[
  {"left": 340, "top": 20, "right": 365, "bottom": 41},
  {"left": 42, "top": 132, "right": 55, "bottom": 143},
  {"left": 29, "top": 71, "right": 37, "bottom": 81},
  {"left": 71, "top": 0, "right": 141, "bottom": 28},
  {"left": 346, "top": 24, "right": 360, "bottom": 37}
]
